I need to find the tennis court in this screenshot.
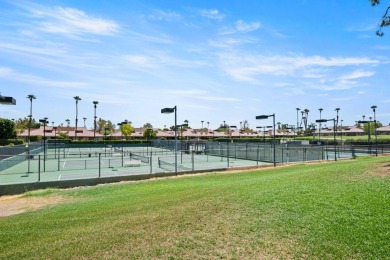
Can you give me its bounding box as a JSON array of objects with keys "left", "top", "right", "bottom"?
[
  {"left": 0, "top": 144, "right": 268, "bottom": 185},
  {"left": 1, "top": 141, "right": 388, "bottom": 188}
]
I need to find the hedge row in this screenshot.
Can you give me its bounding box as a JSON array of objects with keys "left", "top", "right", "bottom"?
[
  {"left": 0, "top": 139, "right": 24, "bottom": 146},
  {"left": 47, "top": 139, "right": 152, "bottom": 145}
]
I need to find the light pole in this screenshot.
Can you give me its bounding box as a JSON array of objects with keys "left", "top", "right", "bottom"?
[
  {"left": 53, "top": 126, "right": 58, "bottom": 159},
  {"left": 371, "top": 105, "right": 378, "bottom": 156},
  {"left": 340, "top": 119, "right": 343, "bottom": 145},
  {"left": 27, "top": 94, "right": 36, "bottom": 143},
  {"left": 256, "top": 114, "right": 276, "bottom": 167},
  {"left": 39, "top": 117, "right": 49, "bottom": 172},
  {"left": 74, "top": 96, "right": 81, "bottom": 140},
  {"left": 93, "top": 101, "right": 98, "bottom": 141},
  {"left": 296, "top": 108, "right": 300, "bottom": 133},
  {"left": 118, "top": 121, "right": 127, "bottom": 167},
  {"left": 335, "top": 108, "right": 340, "bottom": 141},
  {"left": 316, "top": 118, "right": 337, "bottom": 161},
  {"left": 161, "top": 106, "right": 177, "bottom": 175},
  {"left": 319, "top": 108, "right": 323, "bottom": 143}
]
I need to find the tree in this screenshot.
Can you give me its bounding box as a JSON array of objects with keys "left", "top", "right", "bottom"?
[
  {"left": 364, "top": 121, "right": 382, "bottom": 135},
  {"left": 97, "top": 118, "right": 107, "bottom": 133},
  {"left": 371, "top": 0, "right": 390, "bottom": 36},
  {"left": 120, "top": 123, "right": 134, "bottom": 140},
  {"left": 143, "top": 128, "right": 156, "bottom": 140},
  {"left": 143, "top": 123, "right": 153, "bottom": 129},
  {"left": 0, "top": 118, "right": 17, "bottom": 139},
  {"left": 97, "top": 118, "right": 115, "bottom": 136},
  {"left": 14, "top": 117, "right": 34, "bottom": 133}
]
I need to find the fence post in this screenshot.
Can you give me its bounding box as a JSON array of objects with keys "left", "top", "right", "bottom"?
[
  {"left": 227, "top": 142, "right": 230, "bottom": 168},
  {"left": 38, "top": 155, "right": 41, "bottom": 182},
  {"left": 98, "top": 153, "right": 101, "bottom": 178},
  {"left": 150, "top": 153, "right": 153, "bottom": 174},
  {"left": 192, "top": 152, "right": 194, "bottom": 172}
]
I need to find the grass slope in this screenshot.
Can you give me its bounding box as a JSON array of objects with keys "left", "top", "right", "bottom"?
[{"left": 0, "top": 156, "right": 389, "bottom": 259}]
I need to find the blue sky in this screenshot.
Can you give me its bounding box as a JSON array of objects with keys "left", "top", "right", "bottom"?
[{"left": 1, "top": 0, "right": 389, "bottom": 129}]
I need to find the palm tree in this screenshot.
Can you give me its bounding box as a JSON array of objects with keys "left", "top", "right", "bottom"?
[
  {"left": 74, "top": 96, "right": 82, "bottom": 140},
  {"left": 26, "top": 94, "right": 36, "bottom": 143},
  {"left": 93, "top": 101, "right": 98, "bottom": 140},
  {"left": 83, "top": 117, "right": 87, "bottom": 127},
  {"left": 303, "top": 109, "right": 310, "bottom": 130},
  {"left": 296, "top": 108, "right": 300, "bottom": 130},
  {"left": 66, "top": 119, "right": 70, "bottom": 127}
]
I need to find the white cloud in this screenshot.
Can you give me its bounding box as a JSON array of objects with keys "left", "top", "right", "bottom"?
[
  {"left": 200, "top": 9, "right": 225, "bottom": 20},
  {"left": 235, "top": 20, "right": 261, "bottom": 33},
  {"left": 147, "top": 10, "right": 181, "bottom": 21},
  {"left": 161, "top": 89, "right": 239, "bottom": 102},
  {"left": 125, "top": 55, "right": 156, "bottom": 68},
  {"left": 23, "top": 5, "right": 119, "bottom": 37},
  {"left": 339, "top": 70, "right": 375, "bottom": 80},
  {"left": 218, "top": 53, "right": 380, "bottom": 83},
  {"left": 0, "top": 67, "right": 87, "bottom": 88},
  {"left": 0, "top": 42, "right": 67, "bottom": 57},
  {"left": 124, "top": 52, "right": 207, "bottom": 69}
]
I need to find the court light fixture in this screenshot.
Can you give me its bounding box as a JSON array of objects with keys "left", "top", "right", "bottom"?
[
  {"left": 161, "top": 106, "right": 177, "bottom": 175},
  {"left": 0, "top": 95, "right": 16, "bottom": 105}
]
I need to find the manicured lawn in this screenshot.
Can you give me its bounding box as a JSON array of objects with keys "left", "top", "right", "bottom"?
[{"left": 0, "top": 156, "right": 389, "bottom": 259}]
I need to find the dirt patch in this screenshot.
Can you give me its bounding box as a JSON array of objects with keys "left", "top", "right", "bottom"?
[
  {"left": 379, "top": 163, "right": 390, "bottom": 177},
  {"left": 0, "top": 195, "right": 69, "bottom": 218}
]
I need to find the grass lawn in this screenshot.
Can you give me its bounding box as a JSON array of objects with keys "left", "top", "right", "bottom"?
[{"left": 0, "top": 156, "right": 389, "bottom": 259}]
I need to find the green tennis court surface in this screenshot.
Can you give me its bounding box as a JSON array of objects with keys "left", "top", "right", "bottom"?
[{"left": 0, "top": 145, "right": 271, "bottom": 185}]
